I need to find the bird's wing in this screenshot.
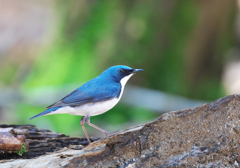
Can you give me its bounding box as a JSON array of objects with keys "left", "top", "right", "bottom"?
[{"left": 46, "top": 81, "right": 121, "bottom": 109}]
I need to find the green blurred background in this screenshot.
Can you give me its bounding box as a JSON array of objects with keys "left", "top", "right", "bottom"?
[{"left": 0, "top": 0, "right": 238, "bottom": 137}]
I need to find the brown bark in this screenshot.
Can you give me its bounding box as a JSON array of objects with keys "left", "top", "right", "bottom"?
[
  {"left": 0, "top": 127, "right": 28, "bottom": 154},
  {"left": 0, "top": 125, "right": 99, "bottom": 159}
]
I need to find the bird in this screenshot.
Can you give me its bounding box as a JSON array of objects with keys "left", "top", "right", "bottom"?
[{"left": 29, "top": 65, "right": 143, "bottom": 144}]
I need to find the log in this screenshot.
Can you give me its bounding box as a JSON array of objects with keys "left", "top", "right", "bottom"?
[
  {"left": 0, "top": 124, "right": 99, "bottom": 159},
  {"left": 0, "top": 127, "right": 28, "bottom": 155},
  {"left": 1, "top": 94, "right": 240, "bottom": 167}
]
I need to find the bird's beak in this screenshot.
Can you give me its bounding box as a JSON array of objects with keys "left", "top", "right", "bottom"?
[{"left": 132, "top": 69, "right": 144, "bottom": 73}]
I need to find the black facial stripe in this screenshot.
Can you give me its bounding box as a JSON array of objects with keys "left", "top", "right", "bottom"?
[
  {"left": 126, "top": 69, "right": 134, "bottom": 74},
  {"left": 119, "top": 68, "right": 134, "bottom": 75}
]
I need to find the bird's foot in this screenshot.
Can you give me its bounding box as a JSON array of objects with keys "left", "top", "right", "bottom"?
[{"left": 105, "top": 130, "right": 123, "bottom": 137}]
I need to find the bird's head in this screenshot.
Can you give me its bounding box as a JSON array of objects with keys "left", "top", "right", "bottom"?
[{"left": 101, "top": 65, "right": 143, "bottom": 85}]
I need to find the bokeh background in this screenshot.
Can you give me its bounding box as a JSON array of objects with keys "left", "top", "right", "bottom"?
[{"left": 0, "top": 0, "right": 239, "bottom": 137}]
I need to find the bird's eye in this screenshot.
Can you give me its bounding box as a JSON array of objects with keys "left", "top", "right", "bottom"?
[{"left": 119, "top": 69, "right": 125, "bottom": 74}]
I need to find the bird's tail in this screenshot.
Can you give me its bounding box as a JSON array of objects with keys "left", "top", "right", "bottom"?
[{"left": 29, "top": 107, "right": 60, "bottom": 120}]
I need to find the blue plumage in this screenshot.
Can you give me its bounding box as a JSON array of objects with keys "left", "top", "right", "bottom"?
[
  {"left": 29, "top": 107, "right": 61, "bottom": 120},
  {"left": 29, "top": 65, "right": 143, "bottom": 144},
  {"left": 46, "top": 76, "right": 121, "bottom": 108}
]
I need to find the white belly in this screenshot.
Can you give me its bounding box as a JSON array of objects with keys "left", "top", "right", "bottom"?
[{"left": 46, "top": 98, "right": 120, "bottom": 117}]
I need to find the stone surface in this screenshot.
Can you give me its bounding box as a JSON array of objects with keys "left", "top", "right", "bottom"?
[{"left": 1, "top": 94, "right": 240, "bottom": 167}]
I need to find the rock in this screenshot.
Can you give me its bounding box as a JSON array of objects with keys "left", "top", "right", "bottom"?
[{"left": 1, "top": 94, "right": 240, "bottom": 167}]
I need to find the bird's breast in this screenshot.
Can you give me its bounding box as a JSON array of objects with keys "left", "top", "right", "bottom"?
[{"left": 89, "top": 97, "right": 120, "bottom": 116}]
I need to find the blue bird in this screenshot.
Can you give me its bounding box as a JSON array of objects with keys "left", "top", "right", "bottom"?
[{"left": 29, "top": 65, "right": 143, "bottom": 144}]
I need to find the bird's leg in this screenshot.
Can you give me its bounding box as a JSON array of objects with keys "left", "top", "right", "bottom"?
[
  {"left": 85, "top": 115, "right": 113, "bottom": 136},
  {"left": 80, "top": 116, "right": 91, "bottom": 144}
]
